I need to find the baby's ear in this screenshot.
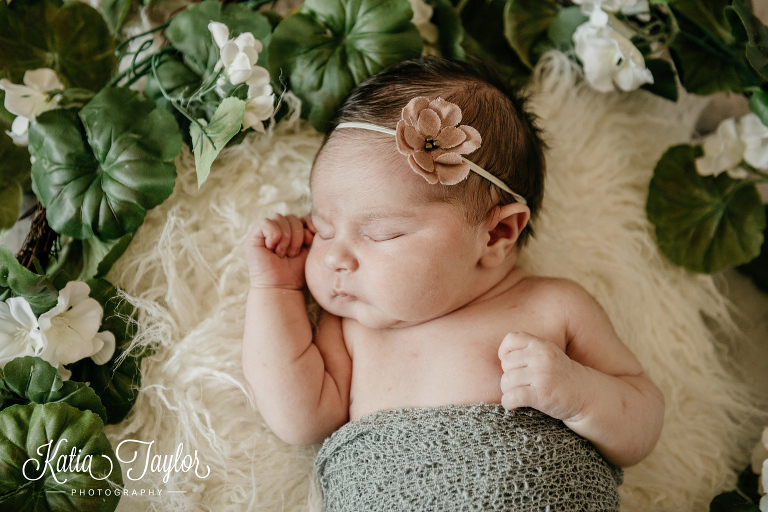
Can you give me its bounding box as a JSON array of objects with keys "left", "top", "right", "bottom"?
[{"left": 479, "top": 203, "right": 530, "bottom": 268}]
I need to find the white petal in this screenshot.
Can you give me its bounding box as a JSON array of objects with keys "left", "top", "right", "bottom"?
[
  {"left": 740, "top": 114, "right": 768, "bottom": 169},
  {"left": 245, "top": 66, "right": 271, "bottom": 88},
  {"left": 6, "top": 297, "right": 38, "bottom": 331},
  {"left": 726, "top": 166, "right": 749, "bottom": 179},
  {"left": 90, "top": 331, "right": 115, "bottom": 365},
  {"left": 0, "top": 81, "right": 47, "bottom": 118},
  {"left": 220, "top": 41, "right": 239, "bottom": 67},
  {"left": 23, "top": 68, "right": 63, "bottom": 92},
  {"left": 228, "top": 53, "right": 254, "bottom": 84},
  {"left": 11, "top": 116, "right": 29, "bottom": 137},
  {"left": 208, "top": 21, "right": 230, "bottom": 49},
  {"left": 234, "top": 32, "right": 257, "bottom": 51},
  {"left": 62, "top": 281, "right": 92, "bottom": 307}
]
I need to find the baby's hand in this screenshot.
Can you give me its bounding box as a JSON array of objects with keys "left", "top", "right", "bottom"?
[
  {"left": 498, "top": 332, "right": 590, "bottom": 422},
  {"left": 245, "top": 214, "right": 315, "bottom": 290}
]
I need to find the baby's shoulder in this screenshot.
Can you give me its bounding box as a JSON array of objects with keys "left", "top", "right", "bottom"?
[{"left": 510, "top": 273, "right": 593, "bottom": 309}]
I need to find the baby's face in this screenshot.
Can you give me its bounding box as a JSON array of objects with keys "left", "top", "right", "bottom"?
[{"left": 306, "top": 138, "right": 487, "bottom": 329}]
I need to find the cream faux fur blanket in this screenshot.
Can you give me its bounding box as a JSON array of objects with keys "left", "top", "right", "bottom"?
[{"left": 106, "top": 52, "right": 759, "bottom": 511}]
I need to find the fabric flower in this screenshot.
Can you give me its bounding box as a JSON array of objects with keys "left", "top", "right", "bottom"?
[
  {"left": 696, "top": 117, "right": 749, "bottom": 179},
  {"left": 740, "top": 113, "right": 768, "bottom": 170},
  {"left": 242, "top": 67, "right": 275, "bottom": 133},
  {"left": 209, "top": 21, "right": 265, "bottom": 86},
  {"left": 395, "top": 97, "right": 482, "bottom": 185},
  {"left": 0, "top": 68, "right": 64, "bottom": 145},
  {"left": 37, "top": 281, "right": 116, "bottom": 380},
  {"left": 573, "top": 8, "right": 654, "bottom": 93},
  {"left": 572, "top": 0, "right": 643, "bottom": 15},
  {"left": 0, "top": 297, "right": 43, "bottom": 367}
]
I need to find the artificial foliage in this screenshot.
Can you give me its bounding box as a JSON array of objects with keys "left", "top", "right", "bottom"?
[{"left": 0, "top": 0, "right": 767, "bottom": 510}]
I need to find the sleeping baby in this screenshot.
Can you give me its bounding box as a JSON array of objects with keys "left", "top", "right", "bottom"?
[{"left": 242, "top": 57, "right": 665, "bottom": 511}]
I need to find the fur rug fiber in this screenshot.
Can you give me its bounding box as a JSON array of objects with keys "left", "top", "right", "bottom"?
[{"left": 105, "top": 52, "right": 761, "bottom": 511}]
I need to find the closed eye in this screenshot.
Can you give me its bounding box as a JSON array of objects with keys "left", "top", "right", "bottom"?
[{"left": 367, "top": 234, "right": 403, "bottom": 242}]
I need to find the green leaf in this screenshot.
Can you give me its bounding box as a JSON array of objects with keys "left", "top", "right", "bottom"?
[
  {"left": 0, "top": 123, "right": 31, "bottom": 193},
  {"left": 67, "top": 279, "right": 144, "bottom": 424},
  {"left": 0, "top": 0, "right": 116, "bottom": 90},
  {"left": 670, "top": 0, "right": 733, "bottom": 43},
  {"left": 190, "top": 97, "right": 246, "bottom": 188},
  {"left": 268, "top": 0, "right": 422, "bottom": 132},
  {"left": 166, "top": 0, "right": 272, "bottom": 77},
  {"left": 0, "top": 180, "right": 22, "bottom": 236},
  {"left": 646, "top": 144, "right": 765, "bottom": 273},
  {"left": 0, "top": 356, "right": 107, "bottom": 423},
  {"left": 547, "top": 6, "right": 588, "bottom": 52},
  {"left": 0, "top": 402, "right": 122, "bottom": 511},
  {"left": 730, "top": 0, "right": 768, "bottom": 81},
  {"left": 640, "top": 58, "right": 679, "bottom": 101},
  {"left": 45, "top": 233, "right": 134, "bottom": 284},
  {"left": 431, "top": 0, "right": 465, "bottom": 60},
  {"left": 0, "top": 245, "right": 58, "bottom": 316},
  {"left": 737, "top": 206, "right": 768, "bottom": 293},
  {"left": 101, "top": 0, "right": 134, "bottom": 34},
  {"left": 503, "top": 0, "right": 559, "bottom": 69},
  {"left": 668, "top": 2, "right": 760, "bottom": 94},
  {"left": 453, "top": 0, "right": 530, "bottom": 87},
  {"left": 748, "top": 89, "right": 768, "bottom": 127},
  {"left": 28, "top": 87, "right": 181, "bottom": 241}
]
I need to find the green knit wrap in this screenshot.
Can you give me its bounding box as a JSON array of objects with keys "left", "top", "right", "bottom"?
[{"left": 315, "top": 404, "right": 622, "bottom": 511}]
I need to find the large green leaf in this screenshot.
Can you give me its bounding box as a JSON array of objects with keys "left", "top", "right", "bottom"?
[
  {"left": 546, "top": 6, "right": 588, "bottom": 53},
  {"left": 503, "top": 0, "right": 559, "bottom": 69},
  {"left": 166, "top": 0, "right": 272, "bottom": 77},
  {"left": 0, "top": 130, "right": 31, "bottom": 192},
  {"left": 453, "top": 0, "right": 530, "bottom": 87},
  {"left": 729, "top": 0, "right": 768, "bottom": 81},
  {"left": 0, "top": 356, "right": 107, "bottom": 423},
  {"left": 190, "top": 97, "right": 246, "bottom": 188},
  {"left": 45, "top": 233, "right": 134, "bottom": 286},
  {"left": 101, "top": 0, "right": 134, "bottom": 34},
  {"left": 669, "top": 2, "right": 759, "bottom": 94},
  {"left": 748, "top": 89, "right": 768, "bottom": 127},
  {"left": 268, "top": 0, "right": 422, "bottom": 131},
  {"left": 737, "top": 206, "right": 768, "bottom": 293},
  {"left": 0, "top": 0, "right": 116, "bottom": 90},
  {"left": 646, "top": 144, "right": 765, "bottom": 273},
  {"left": 67, "top": 279, "right": 144, "bottom": 424},
  {"left": 28, "top": 88, "right": 181, "bottom": 241},
  {"left": 0, "top": 245, "right": 58, "bottom": 316},
  {"left": 0, "top": 402, "right": 122, "bottom": 511},
  {"left": 0, "top": 180, "right": 21, "bottom": 237},
  {"left": 431, "top": 0, "right": 465, "bottom": 60}
]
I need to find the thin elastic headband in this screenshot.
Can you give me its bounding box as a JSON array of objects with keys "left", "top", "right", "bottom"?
[{"left": 335, "top": 121, "right": 527, "bottom": 205}]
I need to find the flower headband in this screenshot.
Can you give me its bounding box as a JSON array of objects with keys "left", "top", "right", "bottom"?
[{"left": 335, "top": 96, "right": 527, "bottom": 205}]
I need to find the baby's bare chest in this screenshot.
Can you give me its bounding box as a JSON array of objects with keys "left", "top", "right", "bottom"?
[{"left": 345, "top": 301, "right": 566, "bottom": 419}]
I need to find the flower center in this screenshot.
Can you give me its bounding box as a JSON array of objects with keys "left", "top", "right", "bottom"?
[{"left": 424, "top": 135, "right": 439, "bottom": 151}]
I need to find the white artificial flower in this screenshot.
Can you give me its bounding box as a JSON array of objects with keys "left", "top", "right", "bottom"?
[
  {"left": 37, "top": 281, "right": 116, "bottom": 380},
  {"left": 0, "top": 297, "right": 44, "bottom": 367},
  {"left": 740, "top": 113, "right": 768, "bottom": 169},
  {"left": 573, "top": 8, "right": 654, "bottom": 93},
  {"left": 696, "top": 118, "right": 749, "bottom": 179},
  {"left": 408, "top": 0, "right": 439, "bottom": 45},
  {"left": 0, "top": 68, "right": 64, "bottom": 145},
  {"left": 242, "top": 66, "right": 275, "bottom": 132},
  {"left": 208, "top": 21, "right": 265, "bottom": 86},
  {"left": 573, "top": 0, "right": 648, "bottom": 17}
]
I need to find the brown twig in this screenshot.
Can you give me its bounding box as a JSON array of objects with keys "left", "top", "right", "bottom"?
[{"left": 15, "top": 203, "right": 58, "bottom": 272}]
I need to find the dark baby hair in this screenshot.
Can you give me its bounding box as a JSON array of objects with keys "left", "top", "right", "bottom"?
[{"left": 320, "top": 57, "right": 547, "bottom": 246}]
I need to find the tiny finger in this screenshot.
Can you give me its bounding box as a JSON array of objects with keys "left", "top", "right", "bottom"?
[
  {"left": 287, "top": 215, "right": 304, "bottom": 257},
  {"left": 498, "top": 332, "right": 531, "bottom": 359},
  {"left": 273, "top": 215, "right": 293, "bottom": 257}
]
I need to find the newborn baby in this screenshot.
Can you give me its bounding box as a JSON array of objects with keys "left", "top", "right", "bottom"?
[{"left": 242, "top": 58, "right": 664, "bottom": 511}]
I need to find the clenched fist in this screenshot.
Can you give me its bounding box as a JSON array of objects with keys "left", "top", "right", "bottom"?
[
  {"left": 245, "top": 214, "right": 316, "bottom": 290},
  {"left": 498, "top": 332, "right": 591, "bottom": 422}
]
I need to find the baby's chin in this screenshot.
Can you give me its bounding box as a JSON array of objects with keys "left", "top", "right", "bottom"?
[{"left": 311, "top": 293, "right": 403, "bottom": 329}]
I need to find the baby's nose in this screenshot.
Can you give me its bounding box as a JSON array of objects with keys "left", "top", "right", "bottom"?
[{"left": 323, "top": 241, "right": 359, "bottom": 272}]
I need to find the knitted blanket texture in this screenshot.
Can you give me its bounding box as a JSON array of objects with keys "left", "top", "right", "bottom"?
[{"left": 315, "top": 404, "right": 623, "bottom": 512}]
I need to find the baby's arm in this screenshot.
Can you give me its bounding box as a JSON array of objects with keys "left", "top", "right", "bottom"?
[
  {"left": 498, "top": 280, "right": 664, "bottom": 467},
  {"left": 242, "top": 214, "right": 351, "bottom": 445}
]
